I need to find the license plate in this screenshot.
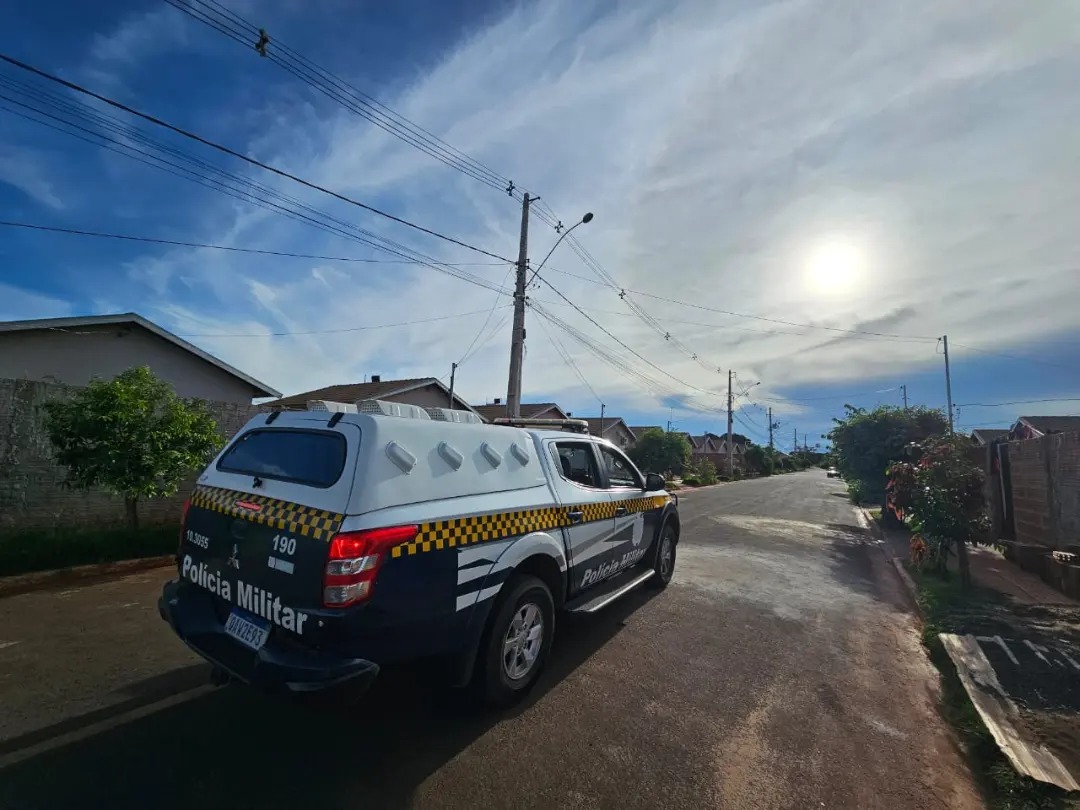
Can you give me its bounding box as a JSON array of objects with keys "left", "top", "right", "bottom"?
[{"left": 224, "top": 609, "right": 270, "bottom": 651}]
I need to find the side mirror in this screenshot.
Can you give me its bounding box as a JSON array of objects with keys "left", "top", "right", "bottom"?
[{"left": 644, "top": 472, "right": 666, "bottom": 492}]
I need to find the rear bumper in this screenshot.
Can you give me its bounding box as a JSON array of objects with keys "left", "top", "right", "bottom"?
[{"left": 158, "top": 579, "right": 379, "bottom": 695}]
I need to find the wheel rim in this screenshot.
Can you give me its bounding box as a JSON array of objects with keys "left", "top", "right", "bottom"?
[
  {"left": 502, "top": 602, "right": 544, "bottom": 681},
  {"left": 660, "top": 531, "right": 675, "bottom": 579}
]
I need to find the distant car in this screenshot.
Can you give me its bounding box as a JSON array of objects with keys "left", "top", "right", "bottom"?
[{"left": 826, "top": 467, "right": 840, "bottom": 478}]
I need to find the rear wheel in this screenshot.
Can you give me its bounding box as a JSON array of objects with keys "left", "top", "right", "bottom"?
[
  {"left": 477, "top": 575, "right": 554, "bottom": 708},
  {"left": 650, "top": 523, "right": 677, "bottom": 588}
]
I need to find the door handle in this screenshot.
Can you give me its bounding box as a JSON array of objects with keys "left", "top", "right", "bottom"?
[
  {"left": 568, "top": 510, "right": 584, "bottom": 524},
  {"left": 614, "top": 506, "right": 628, "bottom": 517}
]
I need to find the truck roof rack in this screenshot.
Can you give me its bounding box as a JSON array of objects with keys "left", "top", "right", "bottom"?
[{"left": 493, "top": 417, "right": 590, "bottom": 434}]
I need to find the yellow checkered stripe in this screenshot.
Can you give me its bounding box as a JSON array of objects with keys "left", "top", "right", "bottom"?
[
  {"left": 190, "top": 485, "right": 343, "bottom": 541},
  {"left": 391, "top": 494, "right": 672, "bottom": 558}
]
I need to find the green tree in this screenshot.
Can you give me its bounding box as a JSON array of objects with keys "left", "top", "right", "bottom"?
[
  {"left": 42, "top": 367, "right": 224, "bottom": 529},
  {"left": 629, "top": 429, "right": 691, "bottom": 475},
  {"left": 887, "top": 435, "right": 989, "bottom": 587},
  {"left": 828, "top": 404, "right": 948, "bottom": 508},
  {"left": 744, "top": 444, "right": 776, "bottom": 476}
]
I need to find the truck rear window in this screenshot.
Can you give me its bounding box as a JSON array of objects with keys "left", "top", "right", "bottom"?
[{"left": 217, "top": 429, "right": 347, "bottom": 488}]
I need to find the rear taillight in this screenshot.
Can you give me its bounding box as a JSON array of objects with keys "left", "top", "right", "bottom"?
[
  {"left": 177, "top": 498, "right": 191, "bottom": 557},
  {"left": 323, "top": 525, "right": 418, "bottom": 608}
]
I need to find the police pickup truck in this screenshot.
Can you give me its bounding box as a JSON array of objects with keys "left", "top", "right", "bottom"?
[{"left": 159, "top": 400, "right": 679, "bottom": 707}]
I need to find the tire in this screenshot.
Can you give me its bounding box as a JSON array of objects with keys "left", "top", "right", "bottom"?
[
  {"left": 650, "top": 522, "right": 677, "bottom": 588},
  {"left": 476, "top": 575, "right": 555, "bottom": 709}
]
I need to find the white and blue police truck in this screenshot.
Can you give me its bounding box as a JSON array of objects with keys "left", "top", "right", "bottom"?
[{"left": 159, "top": 399, "right": 680, "bottom": 706}]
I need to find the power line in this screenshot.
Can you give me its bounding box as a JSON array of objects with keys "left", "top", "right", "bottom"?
[
  {"left": 624, "top": 288, "right": 939, "bottom": 342},
  {"left": 0, "top": 220, "right": 508, "bottom": 266},
  {"left": 533, "top": 310, "right": 602, "bottom": 405},
  {"left": 0, "top": 78, "right": 508, "bottom": 294},
  {"left": 758, "top": 387, "right": 900, "bottom": 404},
  {"left": 174, "top": 307, "right": 506, "bottom": 337},
  {"left": 948, "top": 341, "right": 1075, "bottom": 371},
  {"left": 532, "top": 275, "right": 726, "bottom": 399},
  {"left": 173, "top": 0, "right": 512, "bottom": 190},
  {"left": 457, "top": 267, "right": 514, "bottom": 366},
  {"left": 0, "top": 51, "right": 514, "bottom": 263},
  {"left": 955, "top": 397, "right": 1080, "bottom": 408}
]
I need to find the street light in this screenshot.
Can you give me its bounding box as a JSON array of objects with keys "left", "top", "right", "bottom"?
[{"left": 527, "top": 212, "right": 593, "bottom": 288}]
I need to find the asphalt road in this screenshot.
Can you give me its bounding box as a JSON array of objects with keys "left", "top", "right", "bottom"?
[{"left": 0, "top": 470, "right": 981, "bottom": 809}]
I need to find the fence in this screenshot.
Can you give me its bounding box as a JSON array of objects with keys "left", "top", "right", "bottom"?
[
  {"left": 991, "top": 430, "right": 1080, "bottom": 551},
  {"left": 0, "top": 377, "right": 260, "bottom": 531}
]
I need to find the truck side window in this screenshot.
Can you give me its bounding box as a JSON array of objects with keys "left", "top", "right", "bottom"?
[
  {"left": 598, "top": 446, "right": 643, "bottom": 489},
  {"left": 550, "top": 442, "right": 602, "bottom": 489}
]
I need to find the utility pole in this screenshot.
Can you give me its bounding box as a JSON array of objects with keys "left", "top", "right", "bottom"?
[
  {"left": 794, "top": 427, "right": 797, "bottom": 453},
  {"left": 505, "top": 193, "right": 533, "bottom": 418},
  {"left": 768, "top": 407, "right": 774, "bottom": 450},
  {"left": 448, "top": 362, "right": 458, "bottom": 409},
  {"left": 942, "top": 335, "right": 954, "bottom": 433},
  {"left": 726, "top": 370, "right": 734, "bottom": 479},
  {"left": 901, "top": 384, "right": 908, "bottom": 410},
  {"left": 599, "top": 403, "right": 606, "bottom": 439}
]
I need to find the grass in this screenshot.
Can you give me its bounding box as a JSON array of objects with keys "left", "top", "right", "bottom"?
[
  {"left": 911, "top": 566, "right": 1072, "bottom": 809},
  {"left": 0, "top": 524, "right": 177, "bottom": 577}
]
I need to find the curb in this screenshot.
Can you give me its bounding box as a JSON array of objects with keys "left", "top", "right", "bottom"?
[
  {"left": 0, "top": 555, "right": 176, "bottom": 600},
  {"left": 858, "top": 506, "right": 921, "bottom": 618}
]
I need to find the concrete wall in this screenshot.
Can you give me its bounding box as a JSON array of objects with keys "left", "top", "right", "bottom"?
[
  {"left": 1008, "top": 431, "right": 1080, "bottom": 549},
  {"left": 0, "top": 378, "right": 260, "bottom": 531},
  {"left": 0, "top": 325, "right": 259, "bottom": 404}
]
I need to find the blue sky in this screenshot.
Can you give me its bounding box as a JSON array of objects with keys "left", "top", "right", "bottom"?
[{"left": 2, "top": 0, "right": 1079, "bottom": 450}]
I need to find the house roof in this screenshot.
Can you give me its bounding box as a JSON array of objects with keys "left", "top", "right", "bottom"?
[
  {"left": 581, "top": 417, "right": 631, "bottom": 437},
  {"left": 470, "top": 402, "right": 567, "bottom": 422},
  {"left": 1016, "top": 416, "right": 1080, "bottom": 435},
  {"left": 971, "top": 428, "right": 1008, "bottom": 445},
  {"left": 628, "top": 425, "right": 663, "bottom": 439},
  {"left": 688, "top": 434, "right": 717, "bottom": 451},
  {"left": 0, "top": 312, "right": 280, "bottom": 397},
  {"left": 273, "top": 377, "right": 476, "bottom": 412}
]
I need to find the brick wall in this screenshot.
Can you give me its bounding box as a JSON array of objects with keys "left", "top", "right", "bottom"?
[
  {"left": 1008, "top": 430, "right": 1080, "bottom": 549},
  {"left": 0, "top": 378, "right": 260, "bottom": 531}
]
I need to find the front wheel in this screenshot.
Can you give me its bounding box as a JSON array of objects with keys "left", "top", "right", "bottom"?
[
  {"left": 650, "top": 523, "right": 677, "bottom": 588},
  {"left": 476, "top": 575, "right": 554, "bottom": 708}
]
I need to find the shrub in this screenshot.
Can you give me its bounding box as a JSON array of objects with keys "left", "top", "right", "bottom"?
[
  {"left": 0, "top": 525, "right": 178, "bottom": 577},
  {"left": 847, "top": 480, "right": 864, "bottom": 505},
  {"left": 682, "top": 476, "right": 701, "bottom": 487}
]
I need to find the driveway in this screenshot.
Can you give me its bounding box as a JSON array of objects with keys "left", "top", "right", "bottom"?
[{"left": 0, "top": 471, "right": 980, "bottom": 809}]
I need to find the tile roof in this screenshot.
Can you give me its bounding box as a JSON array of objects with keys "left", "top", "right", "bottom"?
[
  {"left": 970, "top": 428, "right": 1008, "bottom": 445},
  {"left": 470, "top": 402, "right": 566, "bottom": 422},
  {"left": 273, "top": 377, "right": 450, "bottom": 409},
  {"left": 581, "top": 417, "right": 630, "bottom": 436},
  {"left": 1018, "top": 416, "right": 1080, "bottom": 435}
]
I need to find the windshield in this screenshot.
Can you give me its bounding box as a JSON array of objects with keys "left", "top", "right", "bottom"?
[{"left": 217, "top": 428, "right": 347, "bottom": 488}]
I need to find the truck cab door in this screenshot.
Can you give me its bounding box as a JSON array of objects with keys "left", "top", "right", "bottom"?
[
  {"left": 595, "top": 444, "right": 653, "bottom": 568},
  {"left": 545, "top": 439, "right": 617, "bottom": 596}
]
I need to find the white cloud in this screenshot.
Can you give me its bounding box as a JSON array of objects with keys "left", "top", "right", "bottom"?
[
  {"left": 88, "top": 7, "right": 189, "bottom": 65},
  {"left": 0, "top": 283, "right": 72, "bottom": 321},
  {"left": 24, "top": 0, "right": 1080, "bottom": 420},
  {"left": 0, "top": 150, "right": 64, "bottom": 209}
]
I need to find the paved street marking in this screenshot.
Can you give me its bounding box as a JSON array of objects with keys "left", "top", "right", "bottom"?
[
  {"left": 0, "top": 641, "right": 20, "bottom": 651},
  {"left": 940, "top": 633, "right": 1080, "bottom": 792},
  {"left": 976, "top": 635, "right": 1020, "bottom": 665}
]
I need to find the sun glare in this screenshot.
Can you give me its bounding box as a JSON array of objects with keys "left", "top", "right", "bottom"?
[{"left": 805, "top": 239, "right": 863, "bottom": 294}]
